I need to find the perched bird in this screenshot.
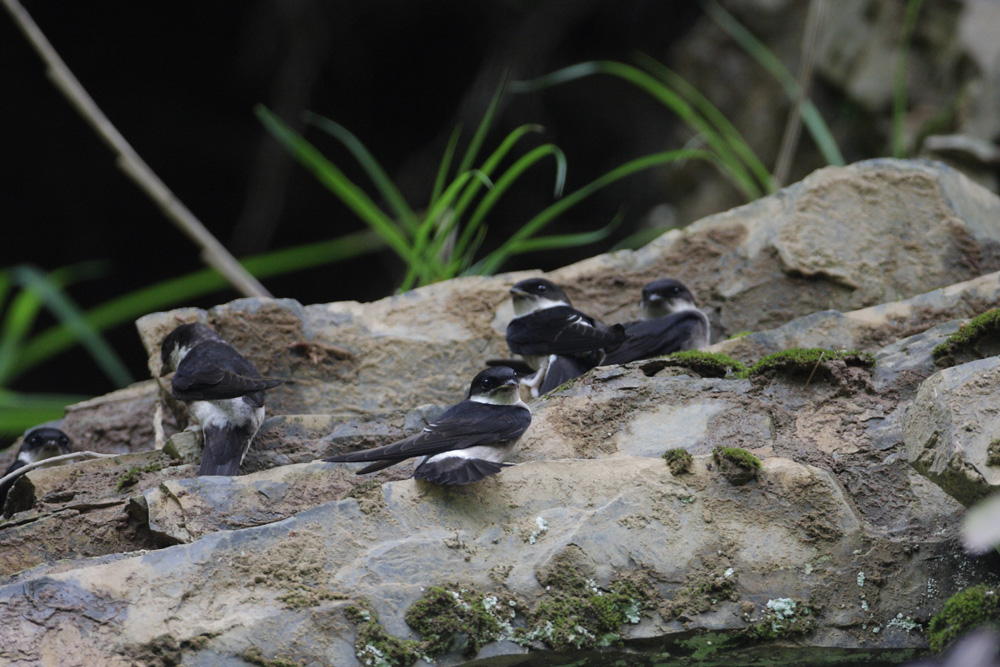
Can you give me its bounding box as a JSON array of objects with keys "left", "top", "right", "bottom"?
[
  {"left": 0, "top": 427, "right": 73, "bottom": 509},
  {"left": 603, "top": 278, "right": 711, "bottom": 365},
  {"left": 504, "top": 278, "right": 626, "bottom": 395},
  {"left": 325, "top": 366, "right": 530, "bottom": 485},
  {"left": 160, "top": 322, "right": 284, "bottom": 476}
]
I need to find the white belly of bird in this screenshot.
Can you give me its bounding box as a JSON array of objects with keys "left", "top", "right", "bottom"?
[
  {"left": 189, "top": 398, "right": 264, "bottom": 433},
  {"left": 420, "top": 441, "right": 516, "bottom": 467}
]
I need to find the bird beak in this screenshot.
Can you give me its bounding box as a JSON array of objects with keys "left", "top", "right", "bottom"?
[{"left": 509, "top": 287, "right": 529, "bottom": 297}]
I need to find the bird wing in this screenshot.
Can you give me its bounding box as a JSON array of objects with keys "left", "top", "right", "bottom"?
[
  {"left": 538, "top": 355, "right": 592, "bottom": 394},
  {"left": 603, "top": 311, "right": 705, "bottom": 365},
  {"left": 507, "top": 306, "right": 625, "bottom": 356},
  {"left": 171, "top": 341, "right": 283, "bottom": 402},
  {"left": 326, "top": 402, "right": 530, "bottom": 464}
]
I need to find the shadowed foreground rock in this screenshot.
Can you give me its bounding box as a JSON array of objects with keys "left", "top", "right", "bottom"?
[{"left": 2, "top": 160, "right": 1000, "bottom": 665}]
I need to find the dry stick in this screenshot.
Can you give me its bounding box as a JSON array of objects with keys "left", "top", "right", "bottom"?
[
  {"left": 2, "top": 0, "right": 271, "bottom": 299},
  {"left": 804, "top": 351, "right": 826, "bottom": 387},
  {"left": 0, "top": 451, "right": 120, "bottom": 491},
  {"left": 773, "top": 0, "right": 827, "bottom": 188}
]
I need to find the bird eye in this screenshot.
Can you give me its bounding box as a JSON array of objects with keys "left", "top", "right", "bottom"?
[
  {"left": 59, "top": 436, "right": 69, "bottom": 446},
  {"left": 480, "top": 377, "right": 494, "bottom": 389},
  {"left": 672, "top": 286, "right": 680, "bottom": 294},
  {"left": 537, "top": 284, "right": 547, "bottom": 292},
  {"left": 27, "top": 435, "right": 39, "bottom": 446}
]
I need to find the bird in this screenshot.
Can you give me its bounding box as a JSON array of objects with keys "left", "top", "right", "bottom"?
[
  {"left": 325, "top": 366, "right": 530, "bottom": 485},
  {"left": 603, "top": 278, "right": 711, "bottom": 365},
  {"left": 503, "top": 277, "right": 626, "bottom": 395},
  {"left": 160, "top": 322, "right": 284, "bottom": 476},
  {"left": 0, "top": 427, "right": 73, "bottom": 509}
]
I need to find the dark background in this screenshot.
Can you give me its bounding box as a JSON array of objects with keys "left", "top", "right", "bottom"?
[{"left": 3, "top": 1, "right": 738, "bottom": 401}]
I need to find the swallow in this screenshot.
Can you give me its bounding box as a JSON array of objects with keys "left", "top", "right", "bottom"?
[
  {"left": 504, "top": 278, "right": 626, "bottom": 395},
  {"left": 0, "top": 427, "right": 73, "bottom": 510},
  {"left": 325, "top": 366, "right": 530, "bottom": 485},
  {"left": 603, "top": 278, "right": 711, "bottom": 365},
  {"left": 160, "top": 322, "right": 284, "bottom": 476}
]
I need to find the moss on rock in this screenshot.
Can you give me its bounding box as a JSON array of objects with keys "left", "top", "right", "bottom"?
[
  {"left": 640, "top": 351, "right": 747, "bottom": 379},
  {"left": 932, "top": 308, "right": 1000, "bottom": 367},
  {"left": 738, "top": 348, "right": 875, "bottom": 380},
  {"left": 927, "top": 584, "right": 1000, "bottom": 652},
  {"left": 743, "top": 598, "right": 815, "bottom": 641},
  {"left": 713, "top": 447, "right": 761, "bottom": 485},
  {"left": 663, "top": 448, "right": 694, "bottom": 475},
  {"left": 518, "top": 574, "right": 651, "bottom": 651},
  {"left": 405, "top": 585, "right": 520, "bottom": 658},
  {"left": 345, "top": 601, "right": 427, "bottom": 667}
]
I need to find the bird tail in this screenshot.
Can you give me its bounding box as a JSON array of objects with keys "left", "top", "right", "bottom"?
[{"left": 414, "top": 458, "right": 509, "bottom": 485}]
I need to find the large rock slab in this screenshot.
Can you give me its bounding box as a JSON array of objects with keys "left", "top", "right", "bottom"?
[
  {"left": 136, "top": 160, "right": 1000, "bottom": 422},
  {"left": 904, "top": 356, "right": 1000, "bottom": 506},
  {"left": 0, "top": 454, "right": 922, "bottom": 665}
]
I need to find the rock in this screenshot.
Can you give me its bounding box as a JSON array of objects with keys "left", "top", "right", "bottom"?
[
  {"left": 3, "top": 159, "right": 1000, "bottom": 664},
  {"left": 135, "top": 160, "right": 1000, "bottom": 423},
  {"left": 0, "top": 449, "right": 190, "bottom": 577},
  {"left": 904, "top": 357, "right": 1000, "bottom": 506}
]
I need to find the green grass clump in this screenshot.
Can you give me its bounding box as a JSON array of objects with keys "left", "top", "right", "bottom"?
[
  {"left": 738, "top": 348, "right": 875, "bottom": 379},
  {"left": 663, "top": 448, "right": 694, "bottom": 475},
  {"left": 932, "top": 308, "right": 1000, "bottom": 366},
  {"left": 713, "top": 447, "right": 761, "bottom": 471},
  {"left": 927, "top": 585, "right": 1000, "bottom": 653}
]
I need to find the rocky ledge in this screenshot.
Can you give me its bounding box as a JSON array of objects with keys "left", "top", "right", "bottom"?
[{"left": 1, "top": 159, "right": 999, "bottom": 666}]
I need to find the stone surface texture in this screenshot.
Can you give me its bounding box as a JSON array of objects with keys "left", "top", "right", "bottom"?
[{"left": 2, "top": 160, "right": 1000, "bottom": 666}]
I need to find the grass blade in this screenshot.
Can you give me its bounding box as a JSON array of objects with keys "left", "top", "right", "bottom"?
[
  {"left": 256, "top": 105, "right": 424, "bottom": 273},
  {"left": 431, "top": 126, "right": 462, "bottom": 204},
  {"left": 305, "top": 112, "right": 420, "bottom": 234},
  {"left": 449, "top": 143, "right": 568, "bottom": 275},
  {"left": 501, "top": 210, "right": 624, "bottom": 254},
  {"left": 12, "top": 265, "right": 133, "bottom": 387},
  {"left": 635, "top": 53, "right": 775, "bottom": 193},
  {"left": 701, "top": 0, "right": 845, "bottom": 166},
  {"left": 14, "top": 232, "right": 385, "bottom": 382},
  {"left": 893, "top": 0, "right": 925, "bottom": 158},
  {"left": 0, "top": 388, "right": 88, "bottom": 433},
  {"left": 516, "top": 61, "right": 762, "bottom": 199},
  {"left": 456, "top": 75, "right": 508, "bottom": 175},
  {"left": 473, "top": 149, "right": 718, "bottom": 275}
]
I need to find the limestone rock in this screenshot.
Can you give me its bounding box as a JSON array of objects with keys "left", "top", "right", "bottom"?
[{"left": 904, "top": 357, "right": 1000, "bottom": 506}]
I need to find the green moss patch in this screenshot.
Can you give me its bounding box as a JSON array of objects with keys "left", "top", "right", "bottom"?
[
  {"left": 518, "top": 574, "right": 651, "bottom": 651},
  {"left": 405, "top": 586, "right": 520, "bottom": 658},
  {"left": 346, "top": 602, "right": 428, "bottom": 667},
  {"left": 663, "top": 448, "right": 694, "bottom": 475},
  {"left": 664, "top": 569, "right": 740, "bottom": 620},
  {"left": 933, "top": 308, "right": 1000, "bottom": 367},
  {"left": 658, "top": 351, "right": 748, "bottom": 378},
  {"left": 241, "top": 646, "right": 303, "bottom": 667},
  {"left": 738, "top": 348, "right": 875, "bottom": 380},
  {"left": 713, "top": 447, "right": 761, "bottom": 485},
  {"left": 116, "top": 462, "right": 167, "bottom": 492},
  {"left": 988, "top": 440, "right": 1000, "bottom": 467},
  {"left": 927, "top": 584, "right": 1000, "bottom": 652},
  {"left": 743, "top": 598, "right": 815, "bottom": 641}
]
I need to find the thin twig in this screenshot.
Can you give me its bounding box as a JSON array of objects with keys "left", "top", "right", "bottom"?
[
  {"left": 773, "top": 0, "right": 826, "bottom": 187},
  {"left": 804, "top": 351, "right": 826, "bottom": 386},
  {"left": 0, "top": 451, "right": 120, "bottom": 490},
  {"left": 2, "top": 0, "right": 271, "bottom": 298}
]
